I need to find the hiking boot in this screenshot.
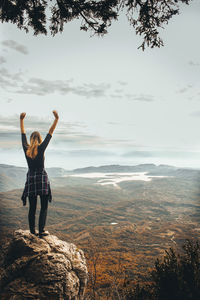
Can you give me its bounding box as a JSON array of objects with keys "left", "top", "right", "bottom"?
[
  {"left": 30, "top": 230, "right": 39, "bottom": 236},
  {"left": 39, "top": 230, "right": 49, "bottom": 238}
]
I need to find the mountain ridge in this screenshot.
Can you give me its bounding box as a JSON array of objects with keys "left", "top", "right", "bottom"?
[{"left": 1, "top": 163, "right": 200, "bottom": 192}]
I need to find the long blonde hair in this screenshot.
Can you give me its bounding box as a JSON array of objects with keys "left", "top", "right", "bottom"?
[{"left": 26, "top": 131, "right": 42, "bottom": 159}]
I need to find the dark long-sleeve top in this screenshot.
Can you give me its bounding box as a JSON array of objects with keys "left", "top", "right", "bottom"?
[{"left": 21, "top": 133, "right": 52, "bottom": 171}]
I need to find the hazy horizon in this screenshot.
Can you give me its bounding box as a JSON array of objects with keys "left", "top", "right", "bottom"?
[{"left": 1, "top": 159, "right": 200, "bottom": 171}]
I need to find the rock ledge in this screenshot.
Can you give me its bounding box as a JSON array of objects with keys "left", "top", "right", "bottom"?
[{"left": 0, "top": 229, "right": 88, "bottom": 300}]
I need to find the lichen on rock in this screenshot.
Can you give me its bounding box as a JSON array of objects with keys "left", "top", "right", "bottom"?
[{"left": 0, "top": 229, "right": 88, "bottom": 300}]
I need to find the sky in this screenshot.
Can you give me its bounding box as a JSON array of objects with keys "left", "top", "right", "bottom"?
[{"left": 0, "top": 1, "right": 200, "bottom": 170}]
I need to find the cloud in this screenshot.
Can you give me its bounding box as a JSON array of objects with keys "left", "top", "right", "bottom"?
[
  {"left": 60, "top": 149, "right": 116, "bottom": 157},
  {"left": 2, "top": 40, "right": 29, "bottom": 55},
  {"left": 112, "top": 82, "right": 155, "bottom": 102},
  {"left": 178, "top": 88, "right": 188, "bottom": 94},
  {"left": 110, "top": 91, "right": 155, "bottom": 102},
  {"left": 0, "top": 56, "right": 6, "bottom": 64},
  {"left": 6, "top": 98, "right": 13, "bottom": 103},
  {"left": 79, "top": 83, "right": 110, "bottom": 98},
  {"left": 189, "top": 111, "right": 200, "bottom": 117},
  {"left": 0, "top": 115, "right": 137, "bottom": 151},
  {"left": 122, "top": 151, "right": 154, "bottom": 158},
  {"left": 16, "top": 79, "right": 110, "bottom": 97},
  {"left": 0, "top": 67, "right": 155, "bottom": 103},
  {"left": 106, "top": 121, "right": 135, "bottom": 128},
  {"left": 109, "top": 88, "right": 124, "bottom": 99},
  {"left": 122, "top": 150, "right": 200, "bottom": 159},
  {"left": 118, "top": 81, "right": 127, "bottom": 86},
  {"left": 107, "top": 122, "right": 122, "bottom": 125},
  {"left": 177, "top": 84, "right": 193, "bottom": 94},
  {"left": 17, "top": 78, "right": 73, "bottom": 96},
  {"left": 0, "top": 68, "right": 23, "bottom": 90},
  {"left": 110, "top": 94, "right": 123, "bottom": 99},
  {"left": 0, "top": 68, "right": 154, "bottom": 103},
  {"left": 125, "top": 93, "right": 155, "bottom": 102},
  {"left": 0, "top": 115, "right": 83, "bottom": 134},
  {"left": 54, "top": 132, "right": 134, "bottom": 148},
  {"left": 188, "top": 60, "right": 200, "bottom": 67},
  {"left": 0, "top": 68, "right": 110, "bottom": 98}
]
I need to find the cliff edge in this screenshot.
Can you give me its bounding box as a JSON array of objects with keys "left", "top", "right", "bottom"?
[{"left": 0, "top": 229, "right": 88, "bottom": 300}]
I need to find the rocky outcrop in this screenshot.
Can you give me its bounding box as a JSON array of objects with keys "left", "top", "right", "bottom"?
[{"left": 0, "top": 230, "right": 88, "bottom": 300}]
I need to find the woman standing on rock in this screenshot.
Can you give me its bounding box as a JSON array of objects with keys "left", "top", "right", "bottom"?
[{"left": 20, "top": 111, "right": 59, "bottom": 238}]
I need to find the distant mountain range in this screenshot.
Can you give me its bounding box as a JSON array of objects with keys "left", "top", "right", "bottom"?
[
  {"left": 0, "top": 163, "right": 200, "bottom": 192},
  {"left": 73, "top": 163, "right": 178, "bottom": 173},
  {"left": 0, "top": 164, "right": 66, "bottom": 192}
]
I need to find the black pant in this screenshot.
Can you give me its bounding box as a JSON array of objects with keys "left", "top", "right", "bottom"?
[{"left": 28, "top": 194, "right": 48, "bottom": 234}]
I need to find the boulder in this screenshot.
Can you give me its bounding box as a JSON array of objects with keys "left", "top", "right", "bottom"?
[{"left": 0, "top": 229, "right": 88, "bottom": 300}]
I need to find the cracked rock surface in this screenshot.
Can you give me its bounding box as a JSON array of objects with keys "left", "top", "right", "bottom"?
[{"left": 0, "top": 230, "right": 88, "bottom": 300}]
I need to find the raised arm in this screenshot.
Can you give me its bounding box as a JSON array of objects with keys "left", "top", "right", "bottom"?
[
  {"left": 49, "top": 110, "right": 59, "bottom": 136},
  {"left": 20, "top": 112, "right": 26, "bottom": 134}
]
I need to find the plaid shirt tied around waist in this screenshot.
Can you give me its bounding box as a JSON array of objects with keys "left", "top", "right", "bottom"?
[{"left": 21, "top": 169, "right": 52, "bottom": 203}]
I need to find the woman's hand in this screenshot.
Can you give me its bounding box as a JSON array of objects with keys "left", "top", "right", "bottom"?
[
  {"left": 53, "top": 110, "right": 59, "bottom": 120},
  {"left": 49, "top": 111, "right": 59, "bottom": 135},
  {"left": 20, "top": 113, "right": 26, "bottom": 133},
  {"left": 20, "top": 112, "right": 26, "bottom": 120}
]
